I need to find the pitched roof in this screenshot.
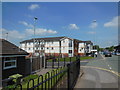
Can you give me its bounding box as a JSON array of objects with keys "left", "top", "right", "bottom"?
[
  {"left": 83, "top": 41, "right": 93, "bottom": 44},
  {"left": 73, "top": 39, "right": 92, "bottom": 44},
  {"left": 0, "top": 39, "right": 28, "bottom": 55},
  {"left": 73, "top": 39, "right": 83, "bottom": 42},
  {"left": 20, "top": 36, "right": 72, "bottom": 43}
]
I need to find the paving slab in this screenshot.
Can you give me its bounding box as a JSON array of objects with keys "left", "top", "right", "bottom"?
[{"left": 35, "top": 68, "right": 52, "bottom": 75}]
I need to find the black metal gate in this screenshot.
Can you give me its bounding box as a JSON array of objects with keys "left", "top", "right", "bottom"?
[{"left": 31, "top": 55, "right": 45, "bottom": 73}]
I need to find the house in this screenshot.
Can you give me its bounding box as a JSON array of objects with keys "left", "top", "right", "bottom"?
[
  {"left": 0, "top": 39, "right": 29, "bottom": 80},
  {"left": 20, "top": 36, "right": 93, "bottom": 57}
]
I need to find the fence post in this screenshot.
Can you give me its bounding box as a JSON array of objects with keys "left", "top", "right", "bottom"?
[
  {"left": 64, "top": 58, "right": 65, "bottom": 67},
  {"left": 30, "top": 56, "right": 33, "bottom": 73},
  {"left": 58, "top": 58, "right": 59, "bottom": 68},
  {"left": 70, "top": 57, "right": 71, "bottom": 63},
  {"left": 52, "top": 58, "right": 54, "bottom": 68},
  {"left": 45, "top": 58, "right": 47, "bottom": 68},
  {"left": 67, "top": 64, "right": 70, "bottom": 90},
  {"left": 78, "top": 55, "right": 80, "bottom": 75}
]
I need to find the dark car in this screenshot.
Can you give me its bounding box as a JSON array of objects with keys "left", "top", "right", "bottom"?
[{"left": 104, "top": 52, "right": 112, "bottom": 57}]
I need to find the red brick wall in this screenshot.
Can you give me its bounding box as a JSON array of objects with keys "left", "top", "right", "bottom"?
[
  {"left": 78, "top": 53, "right": 85, "bottom": 56},
  {"left": 45, "top": 53, "right": 68, "bottom": 57}
]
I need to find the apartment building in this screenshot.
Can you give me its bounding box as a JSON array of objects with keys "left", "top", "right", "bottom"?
[
  {"left": 20, "top": 36, "right": 93, "bottom": 57},
  {"left": 78, "top": 41, "right": 93, "bottom": 56}
]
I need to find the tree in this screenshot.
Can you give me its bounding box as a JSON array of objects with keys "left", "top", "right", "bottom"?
[
  {"left": 93, "top": 45, "right": 100, "bottom": 51},
  {"left": 109, "top": 46, "right": 114, "bottom": 51},
  {"left": 99, "top": 48, "right": 104, "bottom": 52},
  {"left": 105, "top": 46, "right": 114, "bottom": 52}
]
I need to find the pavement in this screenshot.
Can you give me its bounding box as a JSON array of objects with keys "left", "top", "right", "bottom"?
[
  {"left": 74, "top": 54, "right": 120, "bottom": 89},
  {"left": 35, "top": 68, "right": 52, "bottom": 75}
]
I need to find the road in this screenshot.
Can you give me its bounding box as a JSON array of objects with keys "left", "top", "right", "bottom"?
[
  {"left": 75, "top": 54, "right": 120, "bottom": 89},
  {"left": 81, "top": 54, "right": 119, "bottom": 73}
]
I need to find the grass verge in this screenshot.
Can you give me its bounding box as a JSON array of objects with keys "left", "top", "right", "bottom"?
[{"left": 47, "top": 56, "right": 94, "bottom": 62}]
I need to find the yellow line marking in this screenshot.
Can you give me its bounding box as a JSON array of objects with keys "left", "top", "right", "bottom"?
[{"left": 81, "top": 66, "right": 120, "bottom": 77}]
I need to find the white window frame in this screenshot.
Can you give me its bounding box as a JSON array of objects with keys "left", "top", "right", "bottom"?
[{"left": 3, "top": 58, "right": 17, "bottom": 70}]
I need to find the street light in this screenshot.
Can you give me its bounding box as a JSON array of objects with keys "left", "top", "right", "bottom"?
[
  {"left": 33, "top": 17, "right": 38, "bottom": 55},
  {"left": 93, "top": 20, "right": 97, "bottom": 49},
  {"left": 5, "top": 32, "right": 8, "bottom": 40}
]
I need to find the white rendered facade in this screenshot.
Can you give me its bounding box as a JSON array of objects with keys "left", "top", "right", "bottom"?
[
  {"left": 20, "top": 37, "right": 74, "bottom": 57},
  {"left": 20, "top": 37, "right": 93, "bottom": 57},
  {"left": 78, "top": 41, "right": 93, "bottom": 56}
]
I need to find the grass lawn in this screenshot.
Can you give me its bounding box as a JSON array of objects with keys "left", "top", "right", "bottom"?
[
  {"left": 4, "top": 67, "right": 67, "bottom": 89},
  {"left": 47, "top": 56, "right": 94, "bottom": 62}
]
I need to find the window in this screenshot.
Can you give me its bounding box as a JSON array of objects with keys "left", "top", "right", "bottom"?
[
  {"left": 47, "top": 47, "right": 49, "bottom": 49},
  {"left": 29, "top": 48, "right": 31, "bottom": 50},
  {"left": 36, "top": 47, "right": 38, "bottom": 50},
  {"left": 69, "top": 50, "right": 72, "bottom": 53},
  {"left": 4, "top": 57, "right": 17, "bottom": 70},
  {"left": 69, "top": 40, "right": 72, "bottom": 47},
  {"left": 52, "top": 47, "right": 54, "bottom": 50}
]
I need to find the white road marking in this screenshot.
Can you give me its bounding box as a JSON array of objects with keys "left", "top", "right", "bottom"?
[
  {"left": 109, "top": 67, "right": 112, "bottom": 70},
  {"left": 101, "top": 54, "right": 105, "bottom": 60}
]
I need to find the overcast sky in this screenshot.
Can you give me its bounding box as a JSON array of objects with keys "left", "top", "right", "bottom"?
[{"left": 1, "top": 2, "right": 118, "bottom": 48}]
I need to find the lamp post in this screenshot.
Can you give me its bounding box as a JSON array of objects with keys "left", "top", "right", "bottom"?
[
  {"left": 93, "top": 20, "right": 97, "bottom": 49},
  {"left": 31, "top": 17, "right": 38, "bottom": 73},
  {"left": 5, "top": 32, "right": 8, "bottom": 40},
  {"left": 33, "top": 17, "right": 38, "bottom": 55}
]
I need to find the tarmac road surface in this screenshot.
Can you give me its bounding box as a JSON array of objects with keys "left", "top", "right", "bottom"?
[{"left": 75, "top": 54, "right": 120, "bottom": 89}]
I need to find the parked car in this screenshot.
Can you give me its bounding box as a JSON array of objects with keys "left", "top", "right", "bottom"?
[
  {"left": 104, "top": 52, "right": 112, "bottom": 57},
  {"left": 116, "top": 52, "right": 120, "bottom": 56}
]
